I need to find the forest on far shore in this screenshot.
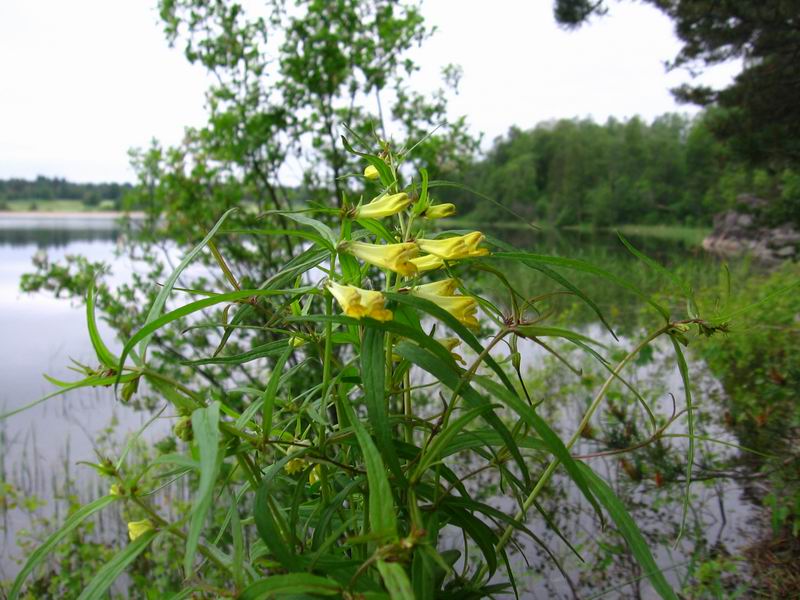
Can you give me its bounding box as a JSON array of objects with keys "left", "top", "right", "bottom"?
[{"left": 448, "top": 112, "right": 800, "bottom": 228}]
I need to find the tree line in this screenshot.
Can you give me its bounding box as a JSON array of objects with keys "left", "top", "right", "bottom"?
[
  {"left": 0, "top": 176, "right": 132, "bottom": 206},
  {"left": 449, "top": 112, "right": 800, "bottom": 227}
]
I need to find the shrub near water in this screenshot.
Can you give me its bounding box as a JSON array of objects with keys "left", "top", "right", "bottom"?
[{"left": 6, "top": 140, "right": 748, "bottom": 599}]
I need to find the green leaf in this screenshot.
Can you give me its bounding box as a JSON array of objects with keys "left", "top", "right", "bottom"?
[
  {"left": 261, "top": 344, "right": 293, "bottom": 437},
  {"left": 469, "top": 372, "right": 603, "bottom": 520},
  {"left": 440, "top": 504, "right": 498, "bottom": 575},
  {"left": 283, "top": 212, "right": 337, "bottom": 249},
  {"left": 1, "top": 372, "right": 139, "bottom": 420},
  {"left": 341, "top": 135, "right": 395, "bottom": 187},
  {"left": 356, "top": 217, "right": 398, "bottom": 244},
  {"left": 86, "top": 279, "right": 119, "bottom": 369},
  {"left": 211, "top": 246, "right": 329, "bottom": 357},
  {"left": 340, "top": 400, "right": 398, "bottom": 540},
  {"left": 253, "top": 453, "right": 312, "bottom": 571},
  {"left": 376, "top": 560, "right": 414, "bottom": 600},
  {"left": 224, "top": 227, "right": 329, "bottom": 247},
  {"left": 139, "top": 207, "right": 238, "bottom": 359},
  {"left": 310, "top": 476, "right": 365, "bottom": 551},
  {"left": 9, "top": 495, "right": 117, "bottom": 600},
  {"left": 77, "top": 530, "right": 159, "bottom": 600},
  {"left": 578, "top": 464, "right": 678, "bottom": 600},
  {"left": 115, "top": 287, "right": 309, "bottom": 383},
  {"left": 239, "top": 573, "right": 341, "bottom": 599},
  {"left": 395, "top": 341, "right": 532, "bottom": 490},
  {"left": 185, "top": 401, "right": 221, "bottom": 576},
  {"left": 385, "top": 293, "right": 518, "bottom": 397},
  {"left": 670, "top": 336, "right": 694, "bottom": 543},
  {"left": 492, "top": 250, "right": 670, "bottom": 322},
  {"left": 617, "top": 232, "right": 697, "bottom": 315},
  {"left": 362, "top": 326, "right": 405, "bottom": 482},
  {"left": 515, "top": 325, "right": 608, "bottom": 348},
  {"left": 411, "top": 404, "right": 492, "bottom": 481},
  {"left": 182, "top": 340, "right": 289, "bottom": 366}
]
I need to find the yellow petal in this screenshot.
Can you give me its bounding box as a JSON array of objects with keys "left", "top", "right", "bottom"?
[
  {"left": 414, "top": 292, "right": 479, "bottom": 328},
  {"left": 354, "top": 192, "right": 411, "bottom": 219},
  {"left": 344, "top": 241, "right": 418, "bottom": 276},
  {"left": 364, "top": 164, "right": 380, "bottom": 180},
  {"left": 356, "top": 287, "right": 394, "bottom": 322},
  {"left": 127, "top": 519, "right": 153, "bottom": 541},
  {"left": 326, "top": 281, "right": 393, "bottom": 321},
  {"left": 413, "top": 278, "right": 458, "bottom": 296},
  {"left": 416, "top": 232, "right": 487, "bottom": 260},
  {"left": 309, "top": 464, "right": 322, "bottom": 485},
  {"left": 285, "top": 458, "right": 307, "bottom": 475},
  {"left": 410, "top": 254, "right": 444, "bottom": 272},
  {"left": 424, "top": 203, "right": 456, "bottom": 219},
  {"left": 438, "top": 337, "right": 466, "bottom": 364},
  {"left": 327, "top": 281, "right": 367, "bottom": 318}
]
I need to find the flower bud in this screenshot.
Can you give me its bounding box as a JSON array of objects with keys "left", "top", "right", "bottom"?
[
  {"left": 127, "top": 519, "right": 154, "bottom": 541},
  {"left": 423, "top": 203, "right": 456, "bottom": 220}
]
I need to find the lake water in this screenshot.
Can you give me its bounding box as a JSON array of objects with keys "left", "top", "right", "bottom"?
[
  {"left": 0, "top": 215, "right": 174, "bottom": 577},
  {"left": 0, "top": 215, "right": 761, "bottom": 597}
]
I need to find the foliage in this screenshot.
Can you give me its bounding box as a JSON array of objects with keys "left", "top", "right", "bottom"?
[
  {"left": 450, "top": 112, "right": 800, "bottom": 228},
  {"left": 697, "top": 263, "right": 800, "bottom": 542},
  {"left": 553, "top": 0, "right": 800, "bottom": 168}
]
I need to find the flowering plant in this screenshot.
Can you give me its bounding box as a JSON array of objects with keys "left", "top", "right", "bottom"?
[{"left": 2, "top": 137, "right": 726, "bottom": 600}]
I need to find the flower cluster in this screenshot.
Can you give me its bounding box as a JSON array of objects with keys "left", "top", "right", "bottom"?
[{"left": 326, "top": 169, "right": 490, "bottom": 329}]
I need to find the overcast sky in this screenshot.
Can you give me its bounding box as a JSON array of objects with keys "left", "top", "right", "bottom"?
[{"left": 0, "top": 1, "right": 740, "bottom": 183}]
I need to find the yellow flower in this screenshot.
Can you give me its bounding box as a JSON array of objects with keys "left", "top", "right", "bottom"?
[
  {"left": 127, "top": 519, "right": 153, "bottom": 541},
  {"left": 109, "top": 484, "right": 124, "bottom": 497},
  {"left": 309, "top": 464, "right": 322, "bottom": 485},
  {"left": 409, "top": 254, "right": 444, "bottom": 272},
  {"left": 354, "top": 192, "right": 411, "bottom": 219},
  {"left": 439, "top": 337, "right": 466, "bottom": 364},
  {"left": 364, "top": 164, "right": 380, "bottom": 180},
  {"left": 412, "top": 287, "right": 479, "bottom": 329},
  {"left": 285, "top": 458, "right": 307, "bottom": 476},
  {"left": 413, "top": 278, "right": 458, "bottom": 296},
  {"left": 327, "top": 281, "right": 393, "bottom": 322},
  {"left": 416, "top": 232, "right": 489, "bottom": 260},
  {"left": 423, "top": 203, "right": 456, "bottom": 220},
  {"left": 343, "top": 241, "right": 418, "bottom": 276}
]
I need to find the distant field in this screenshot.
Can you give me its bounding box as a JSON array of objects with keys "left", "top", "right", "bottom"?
[{"left": 0, "top": 198, "right": 118, "bottom": 212}]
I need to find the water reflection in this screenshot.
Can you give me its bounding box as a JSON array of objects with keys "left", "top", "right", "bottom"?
[{"left": 0, "top": 215, "right": 169, "bottom": 576}]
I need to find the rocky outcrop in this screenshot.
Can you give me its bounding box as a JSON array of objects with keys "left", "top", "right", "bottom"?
[{"left": 703, "top": 194, "right": 800, "bottom": 263}]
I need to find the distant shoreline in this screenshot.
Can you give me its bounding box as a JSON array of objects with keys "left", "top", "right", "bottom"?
[{"left": 0, "top": 210, "right": 145, "bottom": 219}]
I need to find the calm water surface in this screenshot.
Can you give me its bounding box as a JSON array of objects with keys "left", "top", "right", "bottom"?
[{"left": 0, "top": 215, "right": 173, "bottom": 576}]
